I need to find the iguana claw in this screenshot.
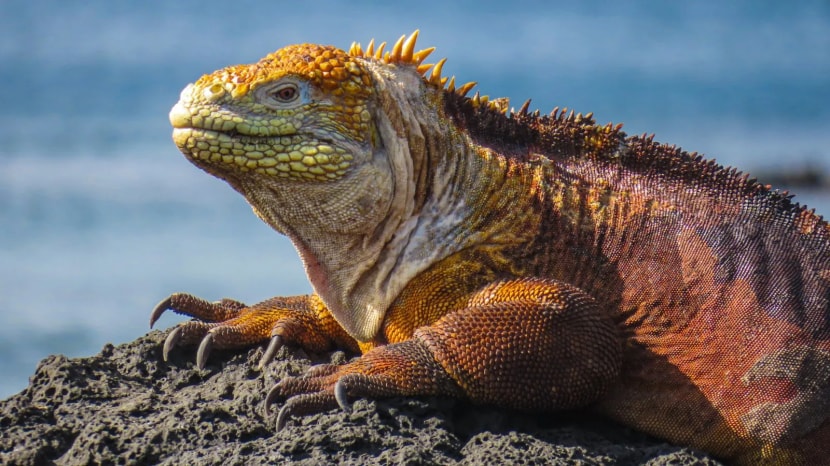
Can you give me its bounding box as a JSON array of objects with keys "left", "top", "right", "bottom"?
[
  {"left": 150, "top": 295, "right": 175, "bottom": 328},
  {"left": 275, "top": 405, "right": 291, "bottom": 432},
  {"left": 264, "top": 383, "right": 280, "bottom": 416},
  {"left": 162, "top": 326, "right": 182, "bottom": 362},
  {"left": 258, "top": 335, "right": 284, "bottom": 370},
  {"left": 196, "top": 332, "right": 214, "bottom": 369},
  {"left": 334, "top": 378, "right": 351, "bottom": 411}
]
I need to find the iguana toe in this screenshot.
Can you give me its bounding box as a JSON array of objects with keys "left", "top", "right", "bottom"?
[
  {"left": 150, "top": 292, "right": 246, "bottom": 328},
  {"left": 160, "top": 320, "right": 215, "bottom": 362},
  {"left": 274, "top": 392, "right": 340, "bottom": 432}
]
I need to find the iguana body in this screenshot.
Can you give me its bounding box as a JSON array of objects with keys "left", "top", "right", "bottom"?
[{"left": 152, "top": 31, "right": 830, "bottom": 464}]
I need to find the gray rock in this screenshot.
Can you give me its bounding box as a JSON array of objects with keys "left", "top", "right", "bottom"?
[{"left": 0, "top": 330, "right": 721, "bottom": 465}]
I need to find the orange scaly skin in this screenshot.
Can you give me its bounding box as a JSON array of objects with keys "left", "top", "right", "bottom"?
[{"left": 153, "top": 31, "right": 830, "bottom": 464}]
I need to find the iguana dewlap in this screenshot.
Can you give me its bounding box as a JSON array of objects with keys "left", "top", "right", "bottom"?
[{"left": 151, "top": 31, "right": 830, "bottom": 464}]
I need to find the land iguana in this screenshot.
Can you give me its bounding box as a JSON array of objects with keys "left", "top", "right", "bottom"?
[{"left": 151, "top": 31, "right": 830, "bottom": 464}]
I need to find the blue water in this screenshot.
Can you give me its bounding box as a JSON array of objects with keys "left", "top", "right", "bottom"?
[{"left": 1, "top": 0, "right": 828, "bottom": 399}]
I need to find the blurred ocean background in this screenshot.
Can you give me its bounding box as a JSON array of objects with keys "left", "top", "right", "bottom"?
[{"left": 1, "top": 1, "right": 828, "bottom": 399}]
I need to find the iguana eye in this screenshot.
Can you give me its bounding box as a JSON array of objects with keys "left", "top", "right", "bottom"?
[
  {"left": 256, "top": 79, "right": 307, "bottom": 109},
  {"left": 271, "top": 84, "right": 298, "bottom": 102}
]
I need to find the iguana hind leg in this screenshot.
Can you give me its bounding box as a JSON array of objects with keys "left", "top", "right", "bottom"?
[{"left": 268, "top": 278, "right": 622, "bottom": 429}]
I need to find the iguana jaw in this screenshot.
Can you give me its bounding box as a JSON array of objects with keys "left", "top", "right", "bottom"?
[{"left": 169, "top": 99, "right": 356, "bottom": 185}]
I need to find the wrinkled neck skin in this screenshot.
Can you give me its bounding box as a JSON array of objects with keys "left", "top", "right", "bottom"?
[{"left": 236, "top": 62, "right": 516, "bottom": 342}]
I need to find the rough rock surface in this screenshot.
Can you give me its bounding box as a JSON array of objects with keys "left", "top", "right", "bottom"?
[{"left": 0, "top": 330, "right": 722, "bottom": 465}]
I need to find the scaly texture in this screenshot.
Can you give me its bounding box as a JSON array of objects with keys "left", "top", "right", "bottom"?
[{"left": 153, "top": 31, "right": 830, "bottom": 465}]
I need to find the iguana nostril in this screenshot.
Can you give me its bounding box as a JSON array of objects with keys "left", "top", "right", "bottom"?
[{"left": 168, "top": 102, "right": 192, "bottom": 129}]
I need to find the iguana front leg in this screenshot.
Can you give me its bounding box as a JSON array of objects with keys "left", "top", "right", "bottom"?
[
  {"left": 151, "top": 293, "right": 359, "bottom": 369},
  {"left": 267, "top": 278, "right": 622, "bottom": 429}
]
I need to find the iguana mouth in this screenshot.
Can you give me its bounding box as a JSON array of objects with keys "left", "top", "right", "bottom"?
[
  {"left": 176, "top": 126, "right": 291, "bottom": 144},
  {"left": 172, "top": 127, "right": 352, "bottom": 181}
]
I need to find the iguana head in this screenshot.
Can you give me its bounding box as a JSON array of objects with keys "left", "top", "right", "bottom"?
[
  {"left": 169, "top": 43, "right": 373, "bottom": 184},
  {"left": 168, "top": 31, "right": 486, "bottom": 341}
]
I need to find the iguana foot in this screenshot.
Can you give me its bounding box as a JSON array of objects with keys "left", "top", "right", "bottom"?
[
  {"left": 264, "top": 338, "right": 462, "bottom": 430},
  {"left": 151, "top": 293, "right": 355, "bottom": 369},
  {"left": 151, "top": 293, "right": 254, "bottom": 368}
]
